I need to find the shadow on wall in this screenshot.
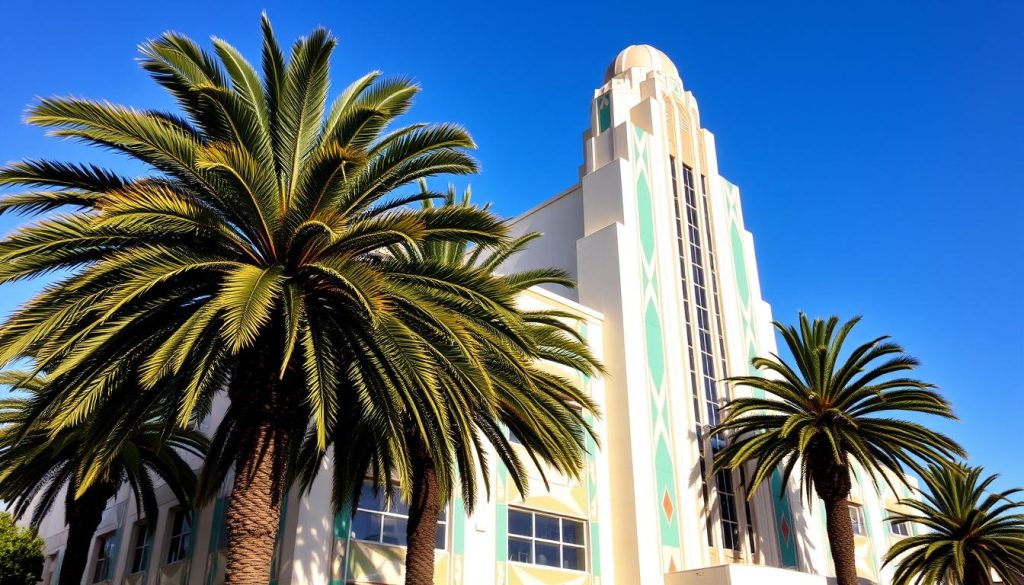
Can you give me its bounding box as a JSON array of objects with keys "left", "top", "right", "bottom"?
[
  {"left": 789, "top": 492, "right": 820, "bottom": 574},
  {"left": 285, "top": 483, "right": 331, "bottom": 584}
]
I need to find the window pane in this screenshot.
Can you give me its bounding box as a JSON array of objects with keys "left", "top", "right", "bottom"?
[
  {"left": 562, "top": 545, "right": 585, "bottom": 571},
  {"left": 535, "top": 514, "right": 559, "bottom": 541},
  {"left": 359, "top": 483, "right": 385, "bottom": 513},
  {"left": 388, "top": 496, "right": 409, "bottom": 516},
  {"left": 380, "top": 515, "right": 407, "bottom": 546},
  {"left": 534, "top": 541, "right": 560, "bottom": 568},
  {"left": 508, "top": 510, "right": 532, "bottom": 537},
  {"left": 508, "top": 537, "right": 532, "bottom": 563},
  {"left": 131, "top": 528, "right": 148, "bottom": 574},
  {"left": 562, "top": 519, "right": 584, "bottom": 545},
  {"left": 351, "top": 511, "right": 381, "bottom": 542},
  {"left": 435, "top": 523, "right": 446, "bottom": 550}
]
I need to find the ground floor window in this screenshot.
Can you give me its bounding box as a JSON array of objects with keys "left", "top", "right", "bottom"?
[
  {"left": 507, "top": 508, "right": 586, "bottom": 571},
  {"left": 349, "top": 481, "right": 447, "bottom": 549},
  {"left": 166, "top": 509, "right": 192, "bottom": 564},
  {"left": 92, "top": 532, "right": 116, "bottom": 583},
  {"left": 849, "top": 504, "right": 866, "bottom": 536},
  {"left": 128, "top": 523, "right": 151, "bottom": 574}
]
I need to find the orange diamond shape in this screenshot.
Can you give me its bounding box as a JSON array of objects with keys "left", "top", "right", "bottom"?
[{"left": 662, "top": 490, "right": 674, "bottom": 522}]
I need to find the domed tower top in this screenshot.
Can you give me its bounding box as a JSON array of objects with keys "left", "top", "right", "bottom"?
[{"left": 603, "top": 44, "right": 680, "bottom": 83}]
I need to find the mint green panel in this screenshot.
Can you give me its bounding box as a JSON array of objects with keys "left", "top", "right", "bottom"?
[
  {"left": 644, "top": 304, "right": 666, "bottom": 387},
  {"left": 597, "top": 93, "right": 611, "bottom": 133},
  {"left": 730, "top": 224, "right": 751, "bottom": 306},
  {"left": 632, "top": 124, "right": 682, "bottom": 567}
]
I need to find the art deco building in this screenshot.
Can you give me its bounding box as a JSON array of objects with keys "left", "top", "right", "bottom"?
[{"left": 30, "top": 46, "right": 914, "bottom": 585}]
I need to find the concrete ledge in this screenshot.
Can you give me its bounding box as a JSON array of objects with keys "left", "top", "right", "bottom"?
[{"left": 665, "top": 564, "right": 827, "bottom": 585}]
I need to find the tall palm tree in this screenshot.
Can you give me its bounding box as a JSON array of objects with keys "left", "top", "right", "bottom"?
[
  {"left": 884, "top": 463, "right": 1024, "bottom": 585},
  {"left": 711, "top": 314, "right": 963, "bottom": 585},
  {"left": 293, "top": 187, "right": 603, "bottom": 585},
  {"left": 0, "top": 16, "right": 509, "bottom": 583},
  {"left": 0, "top": 373, "right": 206, "bottom": 585}
]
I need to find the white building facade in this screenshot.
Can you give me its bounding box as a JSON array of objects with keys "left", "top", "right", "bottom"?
[{"left": 30, "top": 46, "right": 915, "bottom": 585}]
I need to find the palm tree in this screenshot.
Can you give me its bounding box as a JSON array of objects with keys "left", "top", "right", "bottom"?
[
  {"left": 884, "top": 463, "right": 1024, "bottom": 585},
  {"left": 711, "top": 314, "right": 963, "bottom": 585},
  {"left": 293, "top": 187, "right": 603, "bottom": 584},
  {"left": 0, "top": 16, "right": 509, "bottom": 583},
  {"left": 0, "top": 373, "right": 206, "bottom": 585}
]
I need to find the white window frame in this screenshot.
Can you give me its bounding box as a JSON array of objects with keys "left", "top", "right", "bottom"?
[
  {"left": 888, "top": 512, "right": 911, "bottom": 537},
  {"left": 507, "top": 507, "right": 587, "bottom": 571},
  {"left": 127, "top": 522, "right": 151, "bottom": 574},
  {"left": 350, "top": 480, "right": 448, "bottom": 550},
  {"left": 91, "top": 531, "right": 116, "bottom": 583},
  {"left": 165, "top": 509, "right": 192, "bottom": 565},
  {"left": 849, "top": 504, "right": 866, "bottom": 536}
]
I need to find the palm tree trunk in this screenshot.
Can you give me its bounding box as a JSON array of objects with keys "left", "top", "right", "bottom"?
[
  {"left": 58, "top": 482, "right": 116, "bottom": 585},
  {"left": 223, "top": 421, "right": 287, "bottom": 585},
  {"left": 404, "top": 432, "right": 440, "bottom": 585},
  {"left": 810, "top": 456, "right": 858, "bottom": 585},
  {"left": 822, "top": 495, "right": 859, "bottom": 585}
]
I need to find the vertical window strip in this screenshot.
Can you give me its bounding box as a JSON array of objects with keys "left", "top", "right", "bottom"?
[
  {"left": 682, "top": 164, "right": 741, "bottom": 551},
  {"left": 670, "top": 156, "right": 713, "bottom": 547},
  {"left": 700, "top": 173, "right": 752, "bottom": 555}
]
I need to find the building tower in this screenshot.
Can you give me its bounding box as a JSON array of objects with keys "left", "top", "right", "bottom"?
[{"left": 506, "top": 44, "right": 804, "bottom": 583}]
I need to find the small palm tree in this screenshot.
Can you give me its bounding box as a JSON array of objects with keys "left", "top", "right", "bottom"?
[
  {"left": 0, "top": 373, "right": 206, "bottom": 585},
  {"left": 0, "top": 15, "right": 507, "bottom": 583},
  {"left": 294, "top": 187, "right": 603, "bottom": 585},
  {"left": 712, "top": 314, "right": 963, "bottom": 585},
  {"left": 884, "top": 463, "right": 1024, "bottom": 585}
]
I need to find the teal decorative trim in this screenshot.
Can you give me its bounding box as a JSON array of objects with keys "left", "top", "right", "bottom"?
[
  {"left": 631, "top": 124, "right": 682, "bottom": 571},
  {"left": 204, "top": 497, "right": 226, "bottom": 585},
  {"left": 724, "top": 178, "right": 800, "bottom": 569},
  {"left": 329, "top": 503, "right": 352, "bottom": 585},
  {"left": 852, "top": 467, "right": 881, "bottom": 580},
  {"left": 495, "top": 464, "right": 508, "bottom": 581},
  {"left": 579, "top": 323, "right": 602, "bottom": 579},
  {"left": 453, "top": 496, "right": 465, "bottom": 557},
  {"left": 268, "top": 498, "right": 288, "bottom": 585}
]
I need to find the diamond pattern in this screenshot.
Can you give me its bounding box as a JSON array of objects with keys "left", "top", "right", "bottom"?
[{"left": 662, "top": 490, "right": 674, "bottom": 523}]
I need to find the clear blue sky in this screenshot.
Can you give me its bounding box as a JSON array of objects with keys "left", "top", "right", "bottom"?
[{"left": 0, "top": 1, "right": 1021, "bottom": 488}]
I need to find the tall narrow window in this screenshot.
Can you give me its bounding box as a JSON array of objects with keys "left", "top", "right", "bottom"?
[
  {"left": 128, "top": 523, "right": 151, "bottom": 574},
  {"left": 672, "top": 158, "right": 742, "bottom": 551},
  {"left": 166, "top": 509, "right": 192, "bottom": 565},
  {"left": 850, "top": 505, "right": 866, "bottom": 536},
  {"left": 92, "top": 532, "right": 116, "bottom": 583},
  {"left": 671, "top": 155, "right": 714, "bottom": 546}
]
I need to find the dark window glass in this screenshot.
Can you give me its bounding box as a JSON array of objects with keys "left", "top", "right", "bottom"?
[
  {"left": 166, "top": 510, "right": 191, "bottom": 565},
  {"left": 506, "top": 509, "right": 586, "bottom": 571},
  {"left": 508, "top": 537, "right": 532, "bottom": 563},
  {"left": 508, "top": 510, "right": 533, "bottom": 536},
  {"left": 129, "top": 524, "right": 150, "bottom": 574},
  {"left": 350, "top": 480, "right": 447, "bottom": 550},
  {"left": 535, "top": 514, "right": 560, "bottom": 541},
  {"left": 562, "top": 519, "right": 584, "bottom": 545},
  {"left": 92, "top": 532, "right": 115, "bottom": 583},
  {"left": 534, "top": 541, "right": 560, "bottom": 568},
  {"left": 562, "top": 545, "right": 585, "bottom": 570}
]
